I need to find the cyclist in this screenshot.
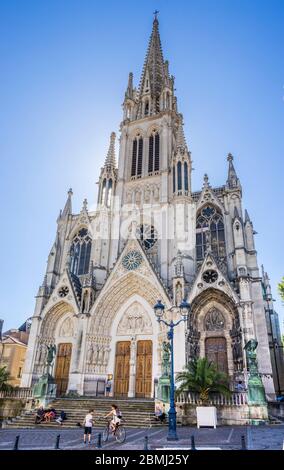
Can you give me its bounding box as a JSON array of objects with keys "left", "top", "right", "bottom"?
[{"left": 105, "top": 404, "right": 122, "bottom": 433}]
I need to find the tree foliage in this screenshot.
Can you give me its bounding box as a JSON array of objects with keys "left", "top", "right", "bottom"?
[
  {"left": 278, "top": 277, "right": 284, "bottom": 303},
  {"left": 175, "top": 357, "right": 231, "bottom": 404},
  {"left": 0, "top": 366, "right": 13, "bottom": 392}
]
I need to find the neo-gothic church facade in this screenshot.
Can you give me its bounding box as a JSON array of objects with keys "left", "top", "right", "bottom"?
[{"left": 22, "top": 18, "right": 277, "bottom": 399}]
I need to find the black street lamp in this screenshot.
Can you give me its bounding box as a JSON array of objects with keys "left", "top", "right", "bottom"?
[{"left": 154, "top": 298, "right": 191, "bottom": 441}]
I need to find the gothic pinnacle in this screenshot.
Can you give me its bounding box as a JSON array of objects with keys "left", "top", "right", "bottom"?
[
  {"left": 82, "top": 198, "right": 88, "bottom": 212},
  {"left": 227, "top": 152, "right": 240, "bottom": 189},
  {"left": 244, "top": 209, "right": 251, "bottom": 224},
  {"left": 61, "top": 187, "right": 73, "bottom": 219},
  {"left": 203, "top": 173, "right": 210, "bottom": 188},
  {"left": 104, "top": 132, "right": 116, "bottom": 168},
  {"left": 176, "top": 115, "right": 188, "bottom": 154},
  {"left": 125, "top": 72, "right": 134, "bottom": 99}
]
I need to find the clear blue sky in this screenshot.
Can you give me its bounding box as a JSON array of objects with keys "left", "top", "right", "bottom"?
[{"left": 0, "top": 0, "right": 283, "bottom": 331}]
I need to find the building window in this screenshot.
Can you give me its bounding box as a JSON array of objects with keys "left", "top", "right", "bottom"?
[
  {"left": 148, "top": 131, "right": 160, "bottom": 174},
  {"left": 17, "top": 367, "right": 22, "bottom": 378},
  {"left": 70, "top": 228, "right": 92, "bottom": 276},
  {"left": 184, "top": 161, "right": 188, "bottom": 192},
  {"left": 107, "top": 179, "right": 113, "bottom": 207},
  {"left": 137, "top": 224, "right": 157, "bottom": 251},
  {"left": 144, "top": 100, "right": 149, "bottom": 116},
  {"left": 173, "top": 165, "right": 176, "bottom": 193},
  {"left": 101, "top": 179, "right": 106, "bottom": 204},
  {"left": 196, "top": 206, "right": 226, "bottom": 261},
  {"left": 177, "top": 161, "right": 182, "bottom": 191},
  {"left": 131, "top": 136, "right": 143, "bottom": 177}
]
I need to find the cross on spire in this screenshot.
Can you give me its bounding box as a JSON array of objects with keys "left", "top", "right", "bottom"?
[{"left": 153, "top": 10, "right": 159, "bottom": 20}]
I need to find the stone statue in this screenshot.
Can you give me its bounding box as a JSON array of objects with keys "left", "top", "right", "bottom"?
[
  {"left": 175, "top": 283, "right": 183, "bottom": 307},
  {"left": 205, "top": 230, "right": 211, "bottom": 253},
  {"left": 245, "top": 338, "right": 258, "bottom": 373},
  {"left": 157, "top": 342, "right": 171, "bottom": 403},
  {"left": 46, "top": 344, "right": 56, "bottom": 366},
  {"left": 244, "top": 339, "right": 266, "bottom": 406},
  {"left": 161, "top": 341, "right": 171, "bottom": 377},
  {"left": 33, "top": 343, "right": 57, "bottom": 404}
]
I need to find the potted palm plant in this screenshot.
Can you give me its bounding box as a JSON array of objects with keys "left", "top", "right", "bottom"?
[{"left": 176, "top": 358, "right": 231, "bottom": 428}]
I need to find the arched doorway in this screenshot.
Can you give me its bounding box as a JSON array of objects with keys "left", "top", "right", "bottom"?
[
  {"left": 188, "top": 288, "right": 243, "bottom": 378},
  {"left": 54, "top": 343, "right": 72, "bottom": 396}
]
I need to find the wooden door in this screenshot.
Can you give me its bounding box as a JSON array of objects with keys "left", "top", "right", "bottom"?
[
  {"left": 205, "top": 337, "right": 228, "bottom": 374},
  {"left": 135, "top": 340, "right": 152, "bottom": 398},
  {"left": 54, "top": 343, "right": 72, "bottom": 396},
  {"left": 114, "top": 341, "right": 130, "bottom": 397}
]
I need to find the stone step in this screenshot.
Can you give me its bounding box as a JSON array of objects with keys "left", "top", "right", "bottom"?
[{"left": 4, "top": 397, "right": 161, "bottom": 429}]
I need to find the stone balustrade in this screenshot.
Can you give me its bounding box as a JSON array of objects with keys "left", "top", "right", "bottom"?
[{"left": 176, "top": 391, "right": 248, "bottom": 406}]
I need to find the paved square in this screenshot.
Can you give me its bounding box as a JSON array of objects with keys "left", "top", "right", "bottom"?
[{"left": 0, "top": 425, "right": 283, "bottom": 450}]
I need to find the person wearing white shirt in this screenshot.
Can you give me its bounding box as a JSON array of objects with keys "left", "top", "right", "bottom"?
[{"left": 83, "top": 409, "right": 94, "bottom": 444}]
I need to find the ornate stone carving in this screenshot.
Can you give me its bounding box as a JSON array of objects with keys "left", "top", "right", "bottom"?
[
  {"left": 174, "top": 251, "right": 184, "bottom": 277},
  {"left": 186, "top": 314, "right": 200, "bottom": 362},
  {"left": 59, "top": 317, "right": 74, "bottom": 337},
  {"left": 117, "top": 302, "right": 153, "bottom": 335},
  {"left": 204, "top": 308, "right": 225, "bottom": 331}
]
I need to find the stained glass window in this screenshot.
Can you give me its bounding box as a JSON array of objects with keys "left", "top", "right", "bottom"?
[
  {"left": 70, "top": 229, "right": 92, "bottom": 276},
  {"left": 196, "top": 206, "right": 225, "bottom": 260}
]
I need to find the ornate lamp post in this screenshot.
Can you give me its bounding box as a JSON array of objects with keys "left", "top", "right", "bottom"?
[{"left": 154, "top": 298, "right": 191, "bottom": 441}]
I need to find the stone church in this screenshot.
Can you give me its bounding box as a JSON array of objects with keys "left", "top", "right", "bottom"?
[{"left": 21, "top": 17, "right": 279, "bottom": 400}]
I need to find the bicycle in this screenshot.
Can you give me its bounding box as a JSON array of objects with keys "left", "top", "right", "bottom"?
[{"left": 102, "top": 418, "right": 126, "bottom": 444}]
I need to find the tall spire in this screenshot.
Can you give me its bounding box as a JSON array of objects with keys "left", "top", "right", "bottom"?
[
  {"left": 226, "top": 153, "right": 240, "bottom": 189},
  {"left": 138, "top": 16, "right": 165, "bottom": 103},
  {"left": 104, "top": 132, "right": 116, "bottom": 169},
  {"left": 61, "top": 188, "right": 73, "bottom": 219}
]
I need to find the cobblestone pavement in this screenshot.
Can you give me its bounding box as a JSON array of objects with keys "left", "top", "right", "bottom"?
[{"left": 0, "top": 426, "right": 283, "bottom": 450}]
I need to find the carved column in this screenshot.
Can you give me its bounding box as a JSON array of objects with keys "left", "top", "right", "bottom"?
[{"left": 128, "top": 337, "right": 137, "bottom": 398}]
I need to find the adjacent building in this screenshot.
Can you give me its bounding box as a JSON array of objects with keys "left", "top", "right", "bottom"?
[{"left": 0, "top": 320, "right": 31, "bottom": 387}]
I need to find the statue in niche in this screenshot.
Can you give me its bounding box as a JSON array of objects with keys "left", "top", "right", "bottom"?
[
  {"left": 127, "top": 191, "right": 132, "bottom": 204},
  {"left": 144, "top": 186, "right": 151, "bottom": 202},
  {"left": 154, "top": 186, "right": 159, "bottom": 200},
  {"left": 87, "top": 343, "right": 93, "bottom": 363},
  {"left": 175, "top": 282, "right": 183, "bottom": 307},
  {"left": 205, "top": 230, "right": 211, "bottom": 253}
]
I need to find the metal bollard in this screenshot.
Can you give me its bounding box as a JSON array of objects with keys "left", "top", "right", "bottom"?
[
  {"left": 97, "top": 433, "right": 102, "bottom": 449},
  {"left": 13, "top": 435, "right": 20, "bottom": 450},
  {"left": 55, "top": 434, "right": 60, "bottom": 450},
  {"left": 190, "top": 435, "right": 196, "bottom": 450},
  {"left": 241, "top": 435, "right": 247, "bottom": 450},
  {"left": 144, "top": 436, "right": 149, "bottom": 450}
]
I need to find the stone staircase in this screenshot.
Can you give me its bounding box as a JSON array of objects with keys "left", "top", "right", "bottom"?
[{"left": 3, "top": 397, "right": 164, "bottom": 429}]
